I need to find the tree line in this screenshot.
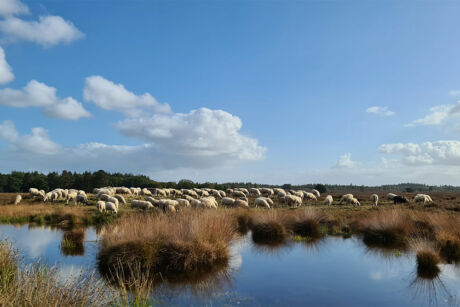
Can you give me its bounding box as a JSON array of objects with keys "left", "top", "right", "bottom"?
[{"left": 0, "top": 170, "right": 458, "bottom": 193}]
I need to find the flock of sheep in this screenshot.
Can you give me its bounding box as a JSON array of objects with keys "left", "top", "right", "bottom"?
[{"left": 13, "top": 186, "right": 434, "bottom": 214}]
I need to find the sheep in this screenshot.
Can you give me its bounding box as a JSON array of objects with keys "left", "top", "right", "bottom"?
[
  {"left": 142, "top": 188, "right": 152, "bottom": 196},
  {"left": 200, "top": 196, "right": 218, "bottom": 209},
  {"left": 232, "top": 190, "right": 246, "bottom": 198},
  {"left": 339, "top": 194, "right": 354, "bottom": 205},
  {"left": 350, "top": 197, "right": 360, "bottom": 206},
  {"left": 106, "top": 196, "right": 119, "bottom": 208},
  {"left": 98, "top": 193, "right": 110, "bottom": 201},
  {"left": 183, "top": 195, "right": 195, "bottom": 202},
  {"left": 14, "top": 194, "right": 22, "bottom": 205},
  {"left": 66, "top": 190, "right": 78, "bottom": 205},
  {"left": 370, "top": 194, "right": 379, "bottom": 206},
  {"left": 212, "top": 190, "right": 223, "bottom": 198},
  {"left": 116, "top": 187, "right": 132, "bottom": 195},
  {"left": 218, "top": 191, "right": 226, "bottom": 198},
  {"left": 285, "top": 195, "right": 302, "bottom": 207},
  {"left": 254, "top": 197, "right": 270, "bottom": 209},
  {"left": 190, "top": 199, "right": 202, "bottom": 208},
  {"left": 105, "top": 201, "right": 118, "bottom": 214},
  {"left": 177, "top": 199, "right": 190, "bottom": 208},
  {"left": 182, "top": 189, "right": 199, "bottom": 198},
  {"left": 235, "top": 199, "right": 249, "bottom": 208},
  {"left": 262, "top": 197, "right": 274, "bottom": 207},
  {"left": 131, "top": 200, "right": 153, "bottom": 210},
  {"left": 43, "top": 192, "right": 54, "bottom": 202},
  {"left": 114, "top": 194, "right": 127, "bottom": 205},
  {"left": 145, "top": 196, "right": 159, "bottom": 207},
  {"left": 159, "top": 199, "right": 179, "bottom": 211},
  {"left": 414, "top": 194, "right": 432, "bottom": 204},
  {"left": 97, "top": 201, "right": 106, "bottom": 213},
  {"left": 302, "top": 192, "right": 317, "bottom": 201},
  {"left": 260, "top": 188, "right": 274, "bottom": 197},
  {"left": 221, "top": 197, "right": 236, "bottom": 207},
  {"left": 323, "top": 195, "right": 333, "bottom": 206},
  {"left": 387, "top": 193, "right": 397, "bottom": 200},
  {"left": 76, "top": 194, "right": 88, "bottom": 205},
  {"left": 249, "top": 188, "right": 261, "bottom": 196},
  {"left": 393, "top": 196, "right": 409, "bottom": 204},
  {"left": 311, "top": 189, "right": 321, "bottom": 198},
  {"left": 290, "top": 190, "right": 304, "bottom": 198}
]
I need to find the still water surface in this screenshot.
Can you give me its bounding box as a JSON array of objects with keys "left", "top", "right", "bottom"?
[{"left": 0, "top": 224, "right": 459, "bottom": 306}]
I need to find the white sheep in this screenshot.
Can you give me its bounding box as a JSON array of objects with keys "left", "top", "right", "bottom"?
[
  {"left": 235, "top": 199, "right": 249, "bottom": 208},
  {"left": 105, "top": 201, "right": 118, "bottom": 214},
  {"left": 249, "top": 188, "right": 261, "bottom": 196},
  {"left": 414, "top": 194, "right": 431, "bottom": 204},
  {"left": 323, "top": 195, "right": 333, "bottom": 206},
  {"left": 311, "top": 189, "right": 321, "bottom": 198},
  {"left": 254, "top": 197, "right": 270, "bottom": 209},
  {"left": 200, "top": 196, "right": 218, "bottom": 209},
  {"left": 302, "top": 192, "right": 317, "bottom": 201},
  {"left": 232, "top": 190, "right": 246, "bottom": 198},
  {"left": 260, "top": 188, "right": 274, "bottom": 197},
  {"left": 14, "top": 194, "right": 22, "bottom": 205},
  {"left": 339, "top": 194, "right": 354, "bottom": 205},
  {"left": 285, "top": 195, "right": 302, "bottom": 207},
  {"left": 350, "top": 197, "right": 361, "bottom": 206},
  {"left": 131, "top": 200, "right": 153, "bottom": 210},
  {"left": 221, "top": 197, "right": 235, "bottom": 207},
  {"left": 106, "top": 196, "right": 119, "bottom": 208},
  {"left": 177, "top": 199, "right": 190, "bottom": 208},
  {"left": 76, "top": 194, "right": 88, "bottom": 205},
  {"left": 97, "top": 201, "right": 106, "bottom": 213},
  {"left": 66, "top": 190, "right": 78, "bottom": 205},
  {"left": 114, "top": 194, "right": 127, "bottom": 205},
  {"left": 142, "top": 188, "right": 152, "bottom": 196},
  {"left": 145, "top": 196, "right": 159, "bottom": 207},
  {"left": 370, "top": 194, "right": 379, "bottom": 206}
]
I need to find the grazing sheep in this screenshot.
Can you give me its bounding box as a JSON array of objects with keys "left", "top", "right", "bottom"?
[
  {"left": 285, "top": 195, "right": 302, "bottom": 207},
  {"left": 414, "top": 194, "right": 432, "bottom": 204},
  {"left": 350, "top": 197, "right": 361, "bottom": 206},
  {"left": 114, "top": 195, "right": 127, "bottom": 205},
  {"left": 76, "top": 194, "right": 88, "bottom": 205},
  {"left": 235, "top": 199, "right": 249, "bottom": 208},
  {"left": 106, "top": 196, "right": 119, "bottom": 208},
  {"left": 98, "top": 193, "right": 110, "bottom": 201},
  {"left": 393, "top": 196, "right": 409, "bottom": 204},
  {"left": 262, "top": 197, "right": 274, "bottom": 207},
  {"left": 232, "top": 190, "right": 246, "bottom": 198},
  {"left": 190, "top": 199, "right": 202, "bottom": 208},
  {"left": 142, "top": 188, "right": 152, "bottom": 196},
  {"left": 66, "top": 191, "right": 78, "bottom": 205},
  {"left": 200, "top": 196, "right": 218, "bottom": 209},
  {"left": 177, "top": 199, "right": 190, "bottom": 208},
  {"left": 260, "top": 188, "right": 274, "bottom": 197},
  {"left": 105, "top": 201, "right": 118, "bottom": 214},
  {"left": 14, "top": 194, "right": 22, "bottom": 205},
  {"left": 131, "top": 200, "right": 153, "bottom": 210},
  {"left": 183, "top": 195, "right": 195, "bottom": 202},
  {"left": 249, "top": 188, "right": 261, "bottom": 196},
  {"left": 254, "top": 197, "right": 270, "bottom": 209},
  {"left": 370, "top": 194, "right": 379, "bottom": 206},
  {"left": 145, "top": 196, "right": 159, "bottom": 207},
  {"left": 323, "top": 195, "right": 333, "bottom": 206},
  {"left": 221, "top": 197, "right": 236, "bottom": 207},
  {"left": 339, "top": 194, "right": 354, "bottom": 205},
  {"left": 97, "top": 201, "right": 106, "bottom": 213},
  {"left": 387, "top": 193, "right": 397, "bottom": 200},
  {"left": 116, "top": 187, "right": 132, "bottom": 195},
  {"left": 182, "top": 189, "right": 199, "bottom": 198},
  {"left": 311, "top": 189, "right": 321, "bottom": 198},
  {"left": 302, "top": 192, "right": 317, "bottom": 201}
]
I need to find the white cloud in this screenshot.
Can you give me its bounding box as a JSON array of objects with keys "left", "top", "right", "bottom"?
[
  {"left": 366, "top": 106, "right": 395, "bottom": 116},
  {"left": 0, "top": 15, "right": 83, "bottom": 47},
  {"left": 379, "top": 140, "right": 460, "bottom": 166},
  {"left": 449, "top": 90, "right": 460, "bottom": 97},
  {"left": 0, "top": 46, "right": 13, "bottom": 84},
  {"left": 334, "top": 153, "right": 355, "bottom": 168},
  {"left": 0, "top": 0, "right": 29, "bottom": 17},
  {"left": 42, "top": 97, "right": 91, "bottom": 120},
  {"left": 0, "top": 120, "right": 61, "bottom": 154},
  {"left": 0, "top": 119, "right": 266, "bottom": 174},
  {"left": 83, "top": 76, "right": 172, "bottom": 117},
  {"left": 115, "top": 108, "right": 266, "bottom": 161},
  {"left": 405, "top": 102, "right": 460, "bottom": 127},
  {"left": 0, "top": 80, "right": 91, "bottom": 120}
]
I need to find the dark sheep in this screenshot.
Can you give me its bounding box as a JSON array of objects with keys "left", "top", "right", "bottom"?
[{"left": 393, "top": 196, "right": 409, "bottom": 204}]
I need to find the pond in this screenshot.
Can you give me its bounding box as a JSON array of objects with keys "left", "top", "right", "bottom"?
[{"left": 0, "top": 224, "right": 459, "bottom": 306}]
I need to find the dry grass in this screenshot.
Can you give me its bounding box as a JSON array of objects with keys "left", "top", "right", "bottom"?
[
  {"left": 250, "top": 211, "right": 288, "bottom": 245},
  {"left": 61, "top": 229, "right": 86, "bottom": 256},
  {"left": 0, "top": 240, "right": 121, "bottom": 306},
  {"left": 413, "top": 241, "right": 441, "bottom": 279},
  {"left": 98, "top": 209, "right": 236, "bottom": 284}
]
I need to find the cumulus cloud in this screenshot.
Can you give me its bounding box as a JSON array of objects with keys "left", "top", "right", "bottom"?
[
  {"left": 115, "top": 108, "right": 266, "bottom": 161},
  {"left": 0, "top": 120, "right": 61, "bottom": 154},
  {"left": 0, "top": 80, "right": 91, "bottom": 120},
  {"left": 0, "top": 0, "right": 29, "bottom": 17},
  {"left": 0, "top": 119, "right": 266, "bottom": 174},
  {"left": 379, "top": 141, "right": 460, "bottom": 165},
  {"left": 406, "top": 102, "right": 460, "bottom": 127},
  {"left": 0, "top": 46, "right": 13, "bottom": 84},
  {"left": 83, "top": 76, "right": 172, "bottom": 117},
  {"left": 0, "top": 15, "right": 83, "bottom": 47},
  {"left": 334, "top": 153, "right": 355, "bottom": 168},
  {"left": 366, "top": 106, "right": 395, "bottom": 116}
]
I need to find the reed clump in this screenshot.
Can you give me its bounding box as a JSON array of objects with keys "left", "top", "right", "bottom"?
[
  {"left": 250, "top": 211, "right": 287, "bottom": 245},
  {"left": 287, "top": 209, "right": 326, "bottom": 239},
  {"left": 0, "top": 240, "right": 118, "bottom": 306},
  {"left": 98, "top": 209, "right": 236, "bottom": 283},
  {"left": 61, "top": 229, "right": 86, "bottom": 256}
]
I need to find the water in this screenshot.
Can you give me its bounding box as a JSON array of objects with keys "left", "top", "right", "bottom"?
[{"left": 0, "top": 224, "right": 459, "bottom": 306}]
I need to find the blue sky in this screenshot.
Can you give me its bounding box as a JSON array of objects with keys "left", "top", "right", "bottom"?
[{"left": 1, "top": 0, "right": 460, "bottom": 185}]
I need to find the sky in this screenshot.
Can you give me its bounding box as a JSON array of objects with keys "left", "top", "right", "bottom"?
[{"left": 1, "top": 0, "right": 460, "bottom": 185}]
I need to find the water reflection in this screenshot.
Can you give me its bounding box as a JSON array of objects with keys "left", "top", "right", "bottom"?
[{"left": 1, "top": 223, "right": 460, "bottom": 306}]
